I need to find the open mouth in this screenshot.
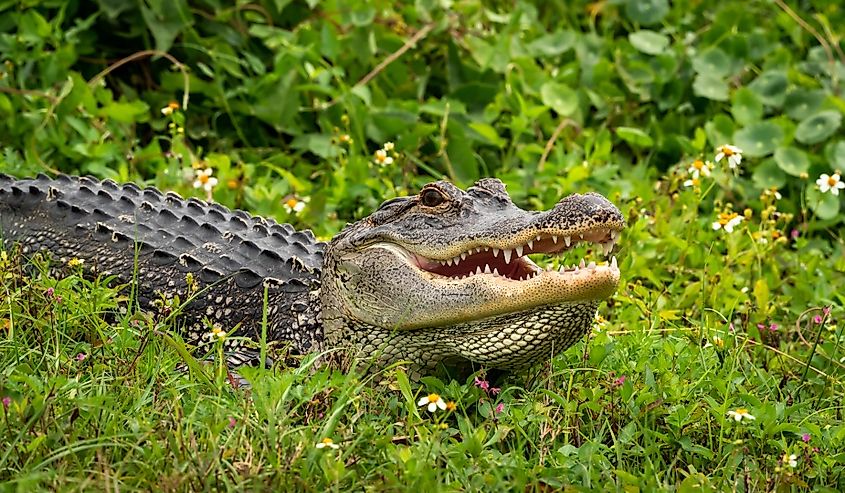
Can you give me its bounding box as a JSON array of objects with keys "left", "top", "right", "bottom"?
[{"left": 408, "top": 227, "right": 621, "bottom": 282}]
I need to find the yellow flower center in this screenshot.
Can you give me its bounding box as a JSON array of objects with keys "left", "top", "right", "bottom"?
[
  {"left": 445, "top": 401, "right": 457, "bottom": 411},
  {"left": 734, "top": 407, "right": 748, "bottom": 415},
  {"left": 286, "top": 198, "right": 299, "bottom": 208},
  {"left": 321, "top": 438, "right": 334, "bottom": 445},
  {"left": 198, "top": 174, "right": 209, "bottom": 184},
  {"left": 722, "top": 147, "right": 734, "bottom": 156},
  {"left": 692, "top": 160, "right": 704, "bottom": 169},
  {"left": 168, "top": 101, "right": 180, "bottom": 110},
  {"left": 828, "top": 176, "right": 838, "bottom": 186},
  {"left": 717, "top": 212, "right": 737, "bottom": 225},
  {"left": 427, "top": 393, "right": 441, "bottom": 402}
]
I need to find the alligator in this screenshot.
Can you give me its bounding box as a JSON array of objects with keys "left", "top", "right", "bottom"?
[{"left": 0, "top": 174, "right": 623, "bottom": 376}]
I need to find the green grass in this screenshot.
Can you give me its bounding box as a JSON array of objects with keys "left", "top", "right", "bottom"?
[{"left": 2, "top": 0, "right": 845, "bottom": 490}]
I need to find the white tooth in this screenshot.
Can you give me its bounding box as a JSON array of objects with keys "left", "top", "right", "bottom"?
[
  {"left": 573, "top": 266, "right": 579, "bottom": 272},
  {"left": 611, "top": 256, "right": 617, "bottom": 268},
  {"left": 440, "top": 260, "right": 447, "bottom": 265},
  {"left": 552, "top": 235, "right": 558, "bottom": 244},
  {"left": 492, "top": 248, "right": 499, "bottom": 257},
  {"left": 602, "top": 242, "right": 613, "bottom": 256},
  {"left": 484, "top": 246, "right": 489, "bottom": 251},
  {"left": 564, "top": 236, "right": 571, "bottom": 247},
  {"left": 588, "top": 261, "right": 596, "bottom": 269},
  {"left": 579, "top": 233, "right": 584, "bottom": 239},
  {"left": 515, "top": 245, "right": 523, "bottom": 257},
  {"left": 477, "top": 247, "right": 483, "bottom": 253},
  {"left": 559, "top": 265, "right": 566, "bottom": 272},
  {"left": 537, "top": 235, "right": 542, "bottom": 241},
  {"left": 580, "top": 259, "right": 586, "bottom": 268},
  {"left": 475, "top": 266, "right": 482, "bottom": 275},
  {"left": 446, "top": 258, "right": 453, "bottom": 266},
  {"left": 493, "top": 268, "right": 499, "bottom": 275},
  {"left": 483, "top": 264, "right": 491, "bottom": 274},
  {"left": 503, "top": 249, "right": 513, "bottom": 263},
  {"left": 460, "top": 252, "right": 467, "bottom": 261},
  {"left": 527, "top": 240, "right": 534, "bottom": 250}
]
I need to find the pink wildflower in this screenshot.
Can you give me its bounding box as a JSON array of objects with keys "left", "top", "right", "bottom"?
[
  {"left": 473, "top": 377, "right": 490, "bottom": 391},
  {"left": 495, "top": 403, "right": 504, "bottom": 414},
  {"left": 790, "top": 229, "right": 800, "bottom": 240},
  {"left": 2, "top": 396, "right": 10, "bottom": 409},
  {"left": 814, "top": 315, "right": 823, "bottom": 324},
  {"left": 768, "top": 323, "right": 778, "bottom": 332},
  {"left": 228, "top": 417, "right": 236, "bottom": 428},
  {"left": 46, "top": 287, "right": 54, "bottom": 297},
  {"left": 802, "top": 433, "right": 811, "bottom": 443},
  {"left": 757, "top": 323, "right": 766, "bottom": 330},
  {"left": 489, "top": 387, "right": 501, "bottom": 395},
  {"left": 76, "top": 353, "right": 87, "bottom": 362},
  {"left": 613, "top": 375, "right": 627, "bottom": 387},
  {"left": 823, "top": 306, "right": 831, "bottom": 315}
]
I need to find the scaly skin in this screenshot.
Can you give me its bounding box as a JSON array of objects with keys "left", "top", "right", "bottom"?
[
  {"left": 0, "top": 175, "right": 623, "bottom": 375},
  {"left": 321, "top": 178, "right": 624, "bottom": 372}
]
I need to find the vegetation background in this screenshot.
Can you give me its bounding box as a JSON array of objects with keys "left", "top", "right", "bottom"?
[{"left": 1, "top": 0, "right": 844, "bottom": 490}]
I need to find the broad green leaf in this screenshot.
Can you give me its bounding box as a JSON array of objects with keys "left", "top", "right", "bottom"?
[
  {"left": 693, "top": 73, "right": 729, "bottom": 101},
  {"left": 784, "top": 89, "right": 826, "bottom": 121},
  {"left": 629, "top": 30, "right": 670, "bottom": 55},
  {"left": 527, "top": 30, "right": 576, "bottom": 57},
  {"left": 625, "top": 0, "right": 669, "bottom": 25},
  {"left": 731, "top": 87, "right": 763, "bottom": 125},
  {"left": 773, "top": 147, "right": 810, "bottom": 176},
  {"left": 749, "top": 71, "right": 788, "bottom": 107},
  {"left": 692, "top": 48, "right": 732, "bottom": 78},
  {"left": 826, "top": 141, "right": 845, "bottom": 169},
  {"left": 540, "top": 82, "right": 578, "bottom": 116},
  {"left": 795, "top": 110, "right": 841, "bottom": 144},
  {"left": 468, "top": 122, "right": 506, "bottom": 148},
  {"left": 100, "top": 100, "right": 149, "bottom": 124},
  {"left": 806, "top": 186, "right": 841, "bottom": 220},
  {"left": 733, "top": 121, "right": 783, "bottom": 157},
  {"left": 751, "top": 158, "right": 787, "bottom": 189},
  {"left": 616, "top": 126, "right": 654, "bottom": 147},
  {"left": 705, "top": 114, "right": 737, "bottom": 148}
]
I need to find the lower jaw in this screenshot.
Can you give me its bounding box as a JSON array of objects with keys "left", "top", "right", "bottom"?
[{"left": 352, "top": 300, "right": 601, "bottom": 371}]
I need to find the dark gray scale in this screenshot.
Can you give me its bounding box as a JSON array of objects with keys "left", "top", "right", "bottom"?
[{"left": 0, "top": 174, "right": 325, "bottom": 358}]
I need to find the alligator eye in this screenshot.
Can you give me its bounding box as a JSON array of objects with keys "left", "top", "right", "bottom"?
[{"left": 420, "top": 188, "right": 446, "bottom": 207}]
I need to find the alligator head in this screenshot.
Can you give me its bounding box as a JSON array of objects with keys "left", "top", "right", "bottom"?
[{"left": 320, "top": 178, "right": 623, "bottom": 374}]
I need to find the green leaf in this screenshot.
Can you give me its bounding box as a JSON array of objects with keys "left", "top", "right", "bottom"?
[
  {"left": 139, "top": 0, "right": 191, "bottom": 53},
  {"left": 784, "top": 89, "right": 826, "bottom": 121},
  {"left": 468, "top": 122, "right": 506, "bottom": 148},
  {"left": 693, "top": 73, "right": 729, "bottom": 101},
  {"left": 629, "top": 30, "right": 670, "bottom": 55},
  {"left": 749, "top": 71, "right": 788, "bottom": 107},
  {"left": 691, "top": 48, "right": 732, "bottom": 78},
  {"left": 795, "top": 110, "right": 842, "bottom": 144},
  {"left": 751, "top": 158, "right": 787, "bottom": 189},
  {"left": 527, "top": 30, "right": 576, "bottom": 57},
  {"left": 733, "top": 121, "right": 783, "bottom": 157},
  {"left": 773, "top": 147, "right": 810, "bottom": 176},
  {"left": 826, "top": 140, "right": 845, "bottom": 169},
  {"left": 731, "top": 87, "right": 763, "bottom": 126},
  {"left": 99, "top": 100, "right": 150, "bottom": 124},
  {"left": 540, "top": 82, "right": 578, "bottom": 117},
  {"left": 806, "top": 186, "right": 841, "bottom": 220},
  {"left": 625, "top": 0, "right": 669, "bottom": 25},
  {"left": 616, "top": 126, "right": 654, "bottom": 148},
  {"left": 349, "top": 6, "right": 376, "bottom": 27}
]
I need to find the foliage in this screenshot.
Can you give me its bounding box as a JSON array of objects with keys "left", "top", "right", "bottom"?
[{"left": 1, "top": 0, "right": 845, "bottom": 490}]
